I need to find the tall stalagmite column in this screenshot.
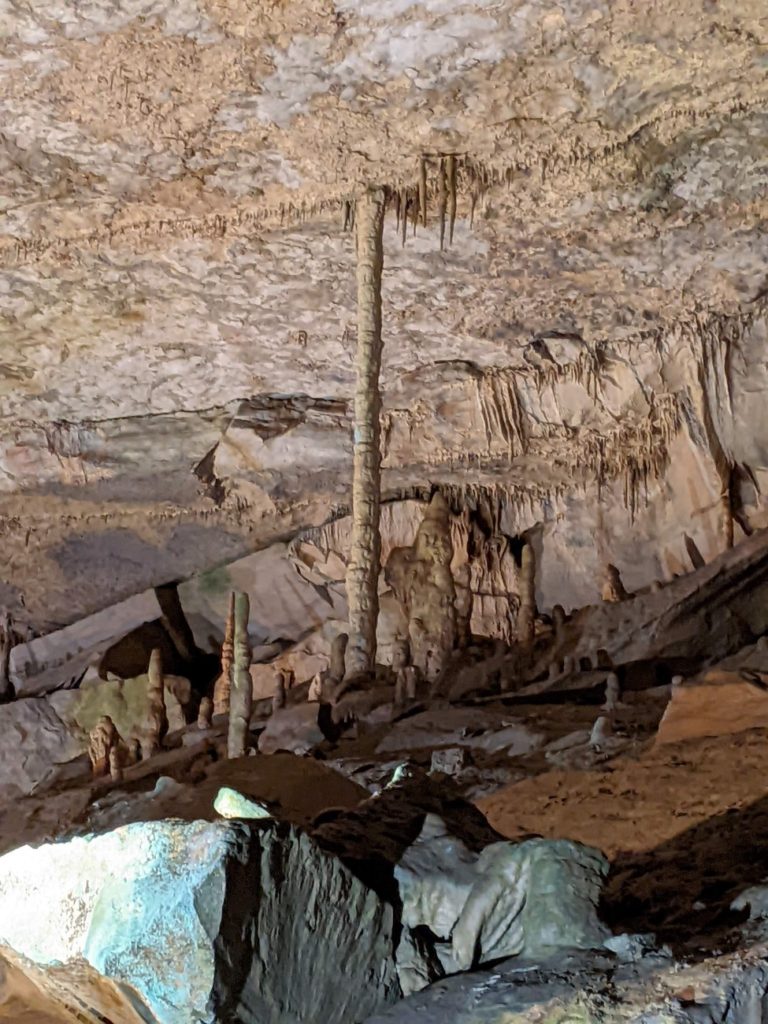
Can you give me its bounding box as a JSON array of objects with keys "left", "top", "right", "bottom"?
[
  {"left": 227, "top": 592, "right": 252, "bottom": 758},
  {"left": 345, "top": 187, "right": 386, "bottom": 679},
  {"left": 517, "top": 542, "right": 537, "bottom": 652}
]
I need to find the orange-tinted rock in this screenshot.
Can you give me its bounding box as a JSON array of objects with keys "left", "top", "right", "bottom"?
[{"left": 655, "top": 672, "right": 768, "bottom": 746}]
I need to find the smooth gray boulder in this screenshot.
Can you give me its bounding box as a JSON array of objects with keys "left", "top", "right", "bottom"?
[
  {"left": 0, "top": 819, "right": 400, "bottom": 1024},
  {"left": 394, "top": 814, "right": 609, "bottom": 983}
]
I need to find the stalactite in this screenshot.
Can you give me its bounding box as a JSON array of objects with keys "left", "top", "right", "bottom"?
[
  {"left": 345, "top": 187, "right": 386, "bottom": 680},
  {"left": 447, "top": 154, "right": 457, "bottom": 245},
  {"left": 419, "top": 158, "right": 428, "bottom": 227},
  {"left": 438, "top": 158, "right": 447, "bottom": 251},
  {"left": 227, "top": 592, "right": 252, "bottom": 758},
  {"left": 474, "top": 370, "right": 527, "bottom": 457}
]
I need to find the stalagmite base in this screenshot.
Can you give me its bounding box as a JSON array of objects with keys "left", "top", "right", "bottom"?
[
  {"left": 345, "top": 187, "right": 386, "bottom": 681},
  {"left": 227, "top": 592, "right": 253, "bottom": 759}
]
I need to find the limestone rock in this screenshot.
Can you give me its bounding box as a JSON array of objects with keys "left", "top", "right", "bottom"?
[
  {"left": 213, "top": 787, "right": 272, "bottom": 820},
  {"left": 49, "top": 673, "right": 190, "bottom": 748},
  {"left": 0, "top": 819, "right": 400, "bottom": 1024},
  {"left": 376, "top": 708, "right": 543, "bottom": 757},
  {"left": 258, "top": 703, "right": 325, "bottom": 755},
  {"left": 0, "top": 696, "right": 85, "bottom": 799},
  {"left": 655, "top": 671, "right": 768, "bottom": 746},
  {"left": 393, "top": 814, "right": 608, "bottom": 981},
  {"left": 430, "top": 748, "right": 470, "bottom": 777}
]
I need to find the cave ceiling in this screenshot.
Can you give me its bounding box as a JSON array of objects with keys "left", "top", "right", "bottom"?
[{"left": 1, "top": 0, "right": 767, "bottom": 631}]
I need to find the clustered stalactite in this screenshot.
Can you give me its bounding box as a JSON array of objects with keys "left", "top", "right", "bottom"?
[{"left": 345, "top": 187, "right": 386, "bottom": 680}]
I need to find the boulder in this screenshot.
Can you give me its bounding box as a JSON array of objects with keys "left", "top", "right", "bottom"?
[
  {"left": 213, "top": 786, "right": 272, "bottom": 819},
  {"left": 0, "top": 696, "right": 85, "bottom": 800},
  {"left": 430, "top": 747, "right": 470, "bottom": 776},
  {"left": 394, "top": 814, "right": 609, "bottom": 981},
  {"left": 0, "top": 819, "right": 400, "bottom": 1024},
  {"left": 257, "top": 703, "right": 325, "bottom": 755}
]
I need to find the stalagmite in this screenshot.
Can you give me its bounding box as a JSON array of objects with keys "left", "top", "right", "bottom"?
[
  {"left": 601, "top": 564, "right": 629, "bottom": 602},
  {"left": 213, "top": 591, "right": 235, "bottom": 715},
  {"left": 345, "top": 187, "right": 386, "bottom": 681},
  {"left": 89, "top": 716, "right": 118, "bottom": 778},
  {"left": 721, "top": 485, "right": 734, "bottom": 550},
  {"left": 387, "top": 494, "right": 458, "bottom": 684},
  {"left": 404, "top": 665, "right": 418, "bottom": 701},
  {"left": 391, "top": 636, "right": 410, "bottom": 672},
  {"left": 197, "top": 696, "right": 213, "bottom": 730},
  {"left": 308, "top": 673, "right": 323, "bottom": 703},
  {"left": 142, "top": 647, "right": 168, "bottom": 759},
  {"left": 273, "top": 669, "right": 288, "bottom": 712},
  {"left": 329, "top": 633, "right": 348, "bottom": 684},
  {"left": 109, "top": 746, "right": 124, "bottom": 783},
  {"left": 548, "top": 660, "right": 560, "bottom": 681},
  {"left": 552, "top": 604, "right": 566, "bottom": 637},
  {"left": 517, "top": 542, "right": 536, "bottom": 650},
  {"left": 604, "top": 672, "right": 621, "bottom": 711},
  {"left": 562, "top": 655, "right": 575, "bottom": 675},
  {"left": 227, "top": 592, "right": 252, "bottom": 758},
  {"left": 589, "top": 715, "right": 613, "bottom": 753},
  {"left": 394, "top": 665, "right": 419, "bottom": 708},
  {"left": 394, "top": 669, "right": 406, "bottom": 710}
]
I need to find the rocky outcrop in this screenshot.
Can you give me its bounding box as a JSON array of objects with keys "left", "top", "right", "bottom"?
[
  {"left": 363, "top": 945, "right": 768, "bottom": 1024},
  {"left": 0, "top": 819, "right": 400, "bottom": 1024}
]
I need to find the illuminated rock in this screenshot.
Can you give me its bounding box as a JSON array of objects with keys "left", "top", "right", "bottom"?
[
  {"left": 213, "top": 787, "right": 272, "bottom": 820},
  {"left": 0, "top": 819, "right": 400, "bottom": 1024}
]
